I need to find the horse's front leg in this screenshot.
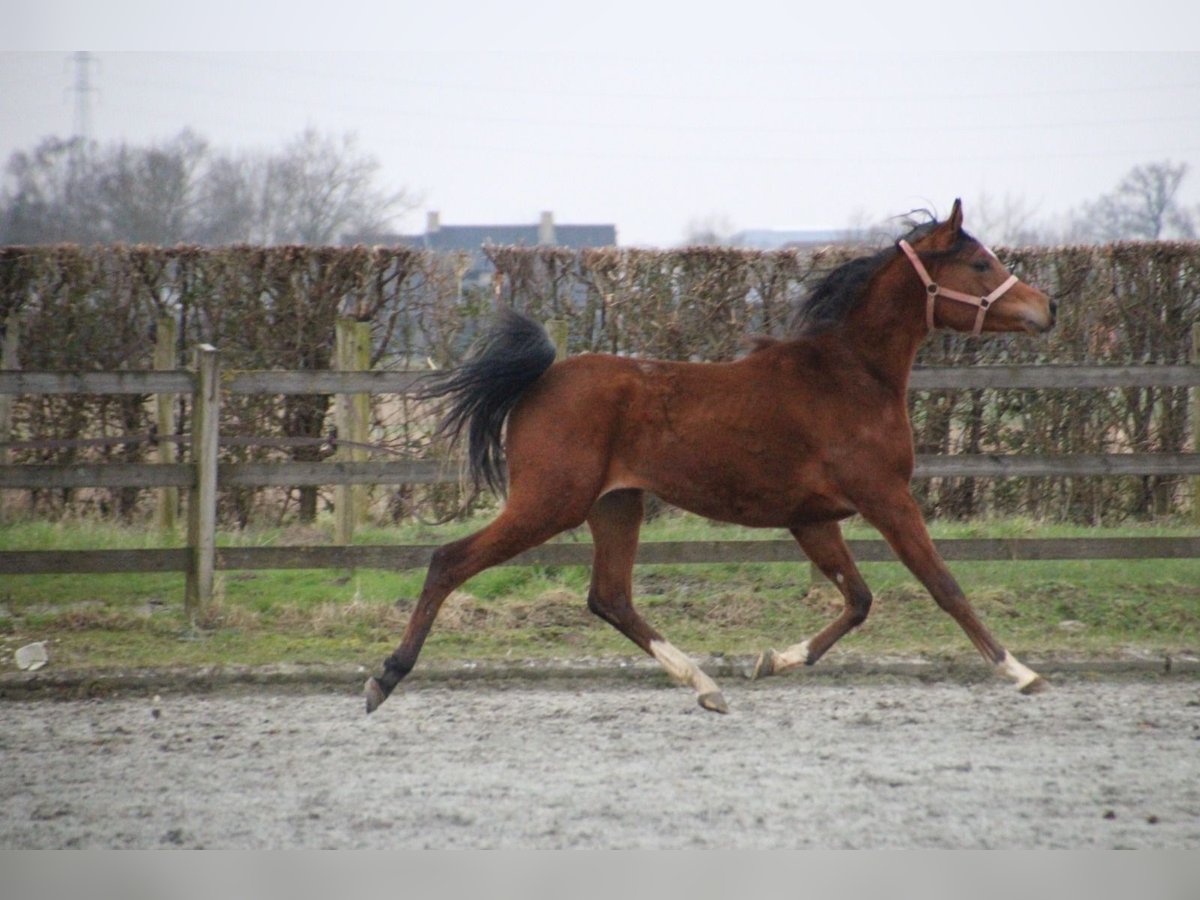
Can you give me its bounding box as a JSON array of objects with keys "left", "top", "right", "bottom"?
[
  {"left": 857, "top": 490, "right": 1048, "bottom": 694},
  {"left": 753, "top": 521, "right": 873, "bottom": 679}
]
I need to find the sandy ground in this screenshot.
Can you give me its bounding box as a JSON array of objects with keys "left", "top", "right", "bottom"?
[{"left": 2, "top": 674, "right": 1198, "bottom": 849}]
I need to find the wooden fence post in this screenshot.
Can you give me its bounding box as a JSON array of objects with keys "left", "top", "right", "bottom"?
[
  {"left": 335, "top": 318, "right": 371, "bottom": 545},
  {"left": 154, "top": 314, "right": 179, "bottom": 533},
  {"left": 185, "top": 344, "right": 219, "bottom": 621},
  {"left": 0, "top": 315, "right": 17, "bottom": 522},
  {"left": 0, "top": 314, "right": 18, "bottom": 464},
  {"left": 1193, "top": 322, "right": 1200, "bottom": 526},
  {"left": 546, "top": 318, "right": 569, "bottom": 360}
]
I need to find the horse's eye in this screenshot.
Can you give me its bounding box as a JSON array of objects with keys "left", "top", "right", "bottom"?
[{"left": 971, "top": 260, "right": 990, "bottom": 272}]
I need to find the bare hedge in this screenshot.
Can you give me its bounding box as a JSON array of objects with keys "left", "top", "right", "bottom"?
[{"left": 1, "top": 241, "right": 1197, "bottom": 525}]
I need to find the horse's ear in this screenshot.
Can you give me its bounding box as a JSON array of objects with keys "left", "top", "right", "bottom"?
[
  {"left": 947, "top": 198, "right": 963, "bottom": 235},
  {"left": 925, "top": 199, "right": 964, "bottom": 250}
]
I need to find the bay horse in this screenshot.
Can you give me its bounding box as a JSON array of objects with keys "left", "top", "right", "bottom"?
[{"left": 365, "top": 199, "right": 1057, "bottom": 714}]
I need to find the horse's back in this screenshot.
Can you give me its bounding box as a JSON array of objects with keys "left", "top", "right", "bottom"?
[{"left": 505, "top": 348, "right": 836, "bottom": 524}]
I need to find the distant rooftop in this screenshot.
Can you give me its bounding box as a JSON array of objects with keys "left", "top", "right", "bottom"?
[{"left": 346, "top": 211, "right": 617, "bottom": 274}]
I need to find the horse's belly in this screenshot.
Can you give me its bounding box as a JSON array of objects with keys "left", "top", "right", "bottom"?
[{"left": 638, "top": 473, "right": 853, "bottom": 529}]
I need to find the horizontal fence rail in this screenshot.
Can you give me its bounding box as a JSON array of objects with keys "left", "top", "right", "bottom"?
[
  {"left": 5, "top": 537, "right": 1200, "bottom": 576},
  {"left": 908, "top": 364, "right": 1200, "bottom": 390},
  {"left": 0, "top": 371, "right": 196, "bottom": 395},
  {"left": 2, "top": 353, "right": 1198, "bottom": 616},
  {"left": 4, "top": 364, "right": 1200, "bottom": 396},
  {"left": 4, "top": 454, "right": 1200, "bottom": 491}
]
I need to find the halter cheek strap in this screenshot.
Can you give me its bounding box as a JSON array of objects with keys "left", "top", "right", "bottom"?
[{"left": 898, "top": 239, "right": 1019, "bottom": 337}]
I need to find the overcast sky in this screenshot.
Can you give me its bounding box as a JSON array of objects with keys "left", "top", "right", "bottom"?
[{"left": 4, "top": 3, "right": 1199, "bottom": 246}]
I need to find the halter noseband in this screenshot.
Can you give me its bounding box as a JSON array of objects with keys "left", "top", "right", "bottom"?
[{"left": 898, "top": 239, "right": 1019, "bottom": 337}]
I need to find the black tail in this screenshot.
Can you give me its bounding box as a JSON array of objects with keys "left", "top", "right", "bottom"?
[{"left": 418, "top": 308, "right": 557, "bottom": 496}]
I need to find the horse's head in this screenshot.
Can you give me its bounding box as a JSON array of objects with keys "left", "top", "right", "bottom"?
[{"left": 899, "top": 199, "right": 1056, "bottom": 336}]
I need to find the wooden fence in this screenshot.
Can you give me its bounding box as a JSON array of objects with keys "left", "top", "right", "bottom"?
[{"left": 2, "top": 337, "right": 1200, "bottom": 620}]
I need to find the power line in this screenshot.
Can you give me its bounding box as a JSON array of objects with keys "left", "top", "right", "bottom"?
[
  {"left": 111, "top": 69, "right": 1200, "bottom": 140},
  {"left": 176, "top": 53, "right": 1200, "bottom": 106}
]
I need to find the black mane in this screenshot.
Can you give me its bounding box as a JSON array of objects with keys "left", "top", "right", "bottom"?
[{"left": 789, "top": 212, "right": 968, "bottom": 336}]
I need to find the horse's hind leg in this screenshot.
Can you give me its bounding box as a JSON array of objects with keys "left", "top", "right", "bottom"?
[
  {"left": 365, "top": 503, "right": 584, "bottom": 713},
  {"left": 586, "top": 489, "right": 727, "bottom": 713},
  {"left": 753, "top": 521, "right": 873, "bottom": 679}
]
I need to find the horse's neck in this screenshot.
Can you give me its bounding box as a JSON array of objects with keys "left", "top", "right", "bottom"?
[
  {"left": 840, "top": 286, "right": 927, "bottom": 391},
  {"left": 814, "top": 319, "right": 924, "bottom": 396}
]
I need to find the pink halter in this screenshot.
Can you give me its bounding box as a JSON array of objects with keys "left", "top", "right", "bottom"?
[{"left": 898, "top": 239, "right": 1019, "bottom": 336}]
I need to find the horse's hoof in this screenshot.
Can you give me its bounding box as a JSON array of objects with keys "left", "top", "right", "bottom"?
[
  {"left": 364, "top": 676, "right": 389, "bottom": 714},
  {"left": 698, "top": 691, "right": 729, "bottom": 714},
  {"left": 751, "top": 650, "right": 776, "bottom": 680},
  {"left": 1019, "top": 675, "right": 1049, "bottom": 695}
]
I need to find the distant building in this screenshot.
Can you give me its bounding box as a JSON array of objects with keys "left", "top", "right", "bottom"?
[{"left": 347, "top": 211, "right": 618, "bottom": 281}]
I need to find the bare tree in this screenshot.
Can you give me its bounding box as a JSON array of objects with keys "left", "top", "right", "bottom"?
[
  {"left": 969, "top": 191, "right": 1050, "bottom": 246},
  {"left": 0, "top": 136, "right": 101, "bottom": 243},
  {"left": 1, "top": 128, "right": 413, "bottom": 247},
  {"left": 259, "top": 129, "right": 411, "bottom": 245},
  {"left": 1071, "top": 160, "right": 1195, "bottom": 241},
  {"left": 191, "top": 152, "right": 262, "bottom": 245},
  {"left": 1, "top": 132, "right": 213, "bottom": 245},
  {"left": 683, "top": 213, "right": 737, "bottom": 246},
  {"left": 840, "top": 208, "right": 895, "bottom": 247},
  {"left": 94, "top": 130, "right": 209, "bottom": 243}
]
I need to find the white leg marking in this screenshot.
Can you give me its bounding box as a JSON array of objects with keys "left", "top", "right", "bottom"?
[
  {"left": 650, "top": 639, "right": 721, "bottom": 697},
  {"left": 997, "top": 650, "right": 1041, "bottom": 690},
  {"left": 771, "top": 639, "right": 811, "bottom": 673}
]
